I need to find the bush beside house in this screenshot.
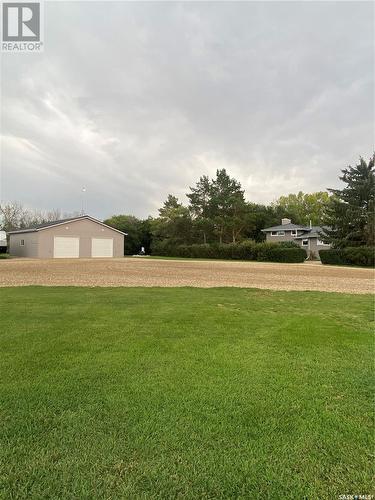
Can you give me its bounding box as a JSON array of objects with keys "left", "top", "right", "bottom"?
[
  {"left": 151, "top": 240, "right": 306, "bottom": 263},
  {"left": 256, "top": 244, "right": 306, "bottom": 263},
  {"left": 319, "top": 247, "right": 374, "bottom": 267}
]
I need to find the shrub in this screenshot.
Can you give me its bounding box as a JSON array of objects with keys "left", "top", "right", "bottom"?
[
  {"left": 216, "top": 244, "right": 235, "bottom": 260},
  {"left": 200, "top": 243, "right": 218, "bottom": 259},
  {"left": 150, "top": 240, "right": 173, "bottom": 256},
  {"left": 257, "top": 243, "right": 306, "bottom": 263},
  {"left": 231, "top": 240, "right": 259, "bottom": 260},
  {"left": 278, "top": 241, "right": 300, "bottom": 248},
  {"left": 0, "top": 254, "right": 10, "bottom": 259},
  {"left": 274, "top": 248, "right": 307, "bottom": 263},
  {"left": 319, "top": 249, "right": 345, "bottom": 266},
  {"left": 188, "top": 244, "right": 203, "bottom": 258},
  {"left": 151, "top": 240, "right": 306, "bottom": 263},
  {"left": 320, "top": 247, "right": 374, "bottom": 267},
  {"left": 344, "top": 247, "right": 375, "bottom": 267},
  {"left": 174, "top": 244, "right": 191, "bottom": 258}
]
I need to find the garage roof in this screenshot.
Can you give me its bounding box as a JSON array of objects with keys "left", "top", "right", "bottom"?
[{"left": 7, "top": 215, "right": 127, "bottom": 235}]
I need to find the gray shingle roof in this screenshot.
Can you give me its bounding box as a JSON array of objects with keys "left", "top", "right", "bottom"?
[
  {"left": 7, "top": 215, "right": 127, "bottom": 235},
  {"left": 261, "top": 223, "right": 310, "bottom": 232},
  {"left": 34, "top": 216, "right": 87, "bottom": 230},
  {"left": 294, "top": 226, "right": 327, "bottom": 239},
  {"left": 7, "top": 216, "right": 88, "bottom": 234}
]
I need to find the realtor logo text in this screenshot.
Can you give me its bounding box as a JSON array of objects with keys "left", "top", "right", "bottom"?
[{"left": 1, "top": 1, "right": 44, "bottom": 52}]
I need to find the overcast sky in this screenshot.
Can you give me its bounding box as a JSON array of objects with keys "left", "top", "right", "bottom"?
[{"left": 0, "top": 1, "right": 373, "bottom": 219}]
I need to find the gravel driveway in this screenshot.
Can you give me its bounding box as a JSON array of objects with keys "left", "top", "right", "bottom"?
[{"left": 0, "top": 257, "right": 373, "bottom": 294}]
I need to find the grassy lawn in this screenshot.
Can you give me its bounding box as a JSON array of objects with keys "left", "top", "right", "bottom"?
[{"left": 0, "top": 287, "right": 373, "bottom": 499}]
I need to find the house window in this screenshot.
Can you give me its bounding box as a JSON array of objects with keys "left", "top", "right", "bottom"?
[
  {"left": 291, "top": 230, "right": 297, "bottom": 237},
  {"left": 271, "top": 231, "right": 285, "bottom": 236},
  {"left": 317, "top": 239, "right": 326, "bottom": 246},
  {"left": 20, "top": 239, "right": 25, "bottom": 246},
  {"left": 302, "top": 239, "right": 309, "bottom": 246}
]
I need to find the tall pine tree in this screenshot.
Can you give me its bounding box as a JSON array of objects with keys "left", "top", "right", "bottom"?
[
  {"left": 209, "top": 169, "right": 246, "bottom": 244},
  {"left": 323, "top": 155, "right": 374, "bottom": 247},
  {"left": 186, "top": 175, "right": 213, "bottom": 244}
]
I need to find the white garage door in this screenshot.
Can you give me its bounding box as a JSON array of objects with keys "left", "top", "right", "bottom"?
[
  {"left": 91, "top": 238, "right": 113, "bottom": 258},
  {"left": 53, "top": 237, "right": 80, "bottom": 258}
]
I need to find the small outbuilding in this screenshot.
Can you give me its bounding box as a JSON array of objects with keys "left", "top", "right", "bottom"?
[{"left": 8, "top": 215, "right": 125, "bottom": 259}]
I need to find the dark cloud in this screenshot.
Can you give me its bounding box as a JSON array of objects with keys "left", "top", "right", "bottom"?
[{"left": 1, "top": 1, "right": 373, "bottom": 218}]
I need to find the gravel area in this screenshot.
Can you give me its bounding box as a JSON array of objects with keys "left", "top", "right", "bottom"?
[{"left": 0, "top": 257, "right": 373, "bottom": 294}]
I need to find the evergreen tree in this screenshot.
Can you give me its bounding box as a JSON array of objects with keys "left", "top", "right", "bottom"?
[
  {"left": 151, "top": 195, "right": 193, "bottom": 245},
  {"left": 323, "top": 155, "right": 374, "bottom": 247},
  {"left": 186, "top": 175, "right": 213, "bottom": 244},
  {"left": 187, "top": 170, "right": 248, "bottom": 243},
  {"left": 209, "top": 169, "right": 247, "bottom": 244}
]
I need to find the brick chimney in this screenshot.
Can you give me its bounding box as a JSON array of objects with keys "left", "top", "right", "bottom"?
[{"left": 281, "top": 218, "right": 291, "bottom": 225}]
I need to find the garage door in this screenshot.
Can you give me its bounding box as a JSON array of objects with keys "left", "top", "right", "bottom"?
[
  {"left": 53, "top": 237, "right": 80, "bottom": 258},
  {"left": 91, "top": 238, "right": 113, "bottom": 258}
]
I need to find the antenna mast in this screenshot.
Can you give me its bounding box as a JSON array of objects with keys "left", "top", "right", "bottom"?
[{"left": 81, "top": 187, "right": 86, "bottom": 215}]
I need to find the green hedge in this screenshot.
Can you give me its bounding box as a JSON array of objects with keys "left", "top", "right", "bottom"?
[
  {"left": 256, "top": 244, "right": 307, "bottom": 263},
  {"left": 0, "top": 253, "right": 10, "bottom": 259},
  {"left": 151, "top": 240, "right": 306, "bottom": 263},
  {"left": 319, "top": 247, "right": 374, "bottom": 267}
]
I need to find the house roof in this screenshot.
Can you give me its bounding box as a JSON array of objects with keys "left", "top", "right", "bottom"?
[
  {"left": 261, "top": 223, "right": 310, "bottom": 232},
  {"left": 294, "top": 226, "right": 326, "bottom": 239},
  {"left": 7, "top": 215, "right": 127, "bottom": 235}
]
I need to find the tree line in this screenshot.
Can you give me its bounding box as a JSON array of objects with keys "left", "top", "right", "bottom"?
[
  {"left": 102, "top": 154, "right": 373, "bottom": 254},
  {"left": 100, "top": 174, "right": 331, "bottom": 254},
  {"left": 0, "top": 203, "right": 81, "bottom": 233},
  {"left": 1, "top": 154, "right": 373, "bottom": 254}
]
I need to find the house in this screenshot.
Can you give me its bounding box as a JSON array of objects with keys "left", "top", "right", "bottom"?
[
  {"left": 8, "top": 215, "right": 125, "bottom": 259},
  {"left": 261, "top": 218, "right": 331, "bottom": 257}
]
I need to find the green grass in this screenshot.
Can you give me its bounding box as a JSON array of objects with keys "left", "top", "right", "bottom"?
[{"left": 0, "top": 287, "right": 373, "bottom": 499}]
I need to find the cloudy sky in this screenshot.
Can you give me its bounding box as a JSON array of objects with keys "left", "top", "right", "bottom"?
[{"left": 1, "top": 1, "right": 373, "bottom": 219}]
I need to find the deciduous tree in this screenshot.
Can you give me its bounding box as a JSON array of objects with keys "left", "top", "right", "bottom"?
[
  {"left": 104, "top": 214, "right": 147, "bottom": 255},
  {"left": 273, "top": 191, "right": 330, "bottom": 226}
]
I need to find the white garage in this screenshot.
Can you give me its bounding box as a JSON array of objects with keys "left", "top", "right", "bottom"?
[
  {"left": 53, "top": 237, "right": 80, "bottom": 258},
  {"left": 91, "top": 238, "right": 113, "bottom": 258}
]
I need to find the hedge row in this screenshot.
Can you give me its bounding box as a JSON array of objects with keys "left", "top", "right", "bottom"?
[
  {"left": 151, "top": 240, "right": 306, "bottom": 263},
  {"left": 319, "top": 247, "right": 374, "bottom": 267}
]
